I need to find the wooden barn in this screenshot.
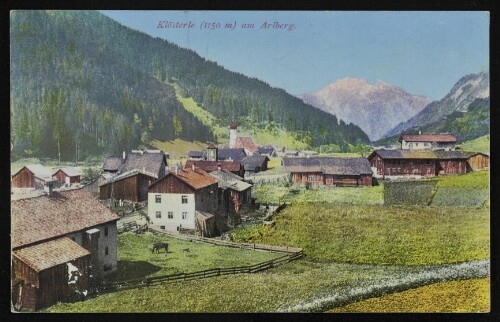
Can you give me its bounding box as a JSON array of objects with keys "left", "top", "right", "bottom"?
[
  {"left": 99, "top": 169, "right": 157, "bottom": 202},
  {"left": 466, "top": 152, "right": 490, "bottom": 170},
  {"left": 209, "top": 170, "right": 252, "bottom": 215},
  {"left": 12, "top": 238, "right": 91, "bottom": 311},
  {"left": 368, "top": 150, "right": 490, "bottom": 177},
  {"left": 184, "top": 160, "right": 245, "bottom": 177},
  {"left": 241, "top": 154, "right": 270, "bottom": 173},
  {"left": 283, "top": 157, "right": 373, "bottom": 187},
  {"left": 399, "top": 133, "right": 457, "bottom": 151},
  {"left": 11, "top": 189, "right": 120, "bottom": 311},
  {"left": 121, "top": 149, "right": 168, "bottom": 178},
  {"left": 12, "top": 164, "right": 54, "bottom": 189},
  {"left": 52, "top": 167, "right": 81, "bottom": 185}
]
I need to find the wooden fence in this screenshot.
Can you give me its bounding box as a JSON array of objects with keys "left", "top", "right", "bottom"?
[
  {"left": 117, "top": 222, "right": 148, "bottom": 234},
  {"left": 97, "top": 251, "right": 303, "bottom": 294}
]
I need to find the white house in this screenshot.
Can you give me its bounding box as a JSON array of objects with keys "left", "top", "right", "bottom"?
[{"left": 398, "top": 133, "right": 457, "bottom": 151}]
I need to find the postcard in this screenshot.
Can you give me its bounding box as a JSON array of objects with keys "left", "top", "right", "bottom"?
[{"left": 10, "top": 10, "right": 490, "bottom": 313}]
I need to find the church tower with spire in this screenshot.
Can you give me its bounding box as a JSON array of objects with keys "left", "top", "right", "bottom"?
[{"left": 229, "top": 121, "right": 237, "bottom": 148}]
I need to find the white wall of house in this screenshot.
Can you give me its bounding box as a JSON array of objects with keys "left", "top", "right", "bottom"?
[
  {"left": 401, "top": 140, "right": 455, "bottom": 151},
  {"left": 148, "top": 193, "right": 196, "bottom": 232}
]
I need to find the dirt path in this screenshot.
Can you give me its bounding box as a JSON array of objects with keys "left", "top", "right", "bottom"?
[{"left": 277, "top": 259, "right": 489, "bottom": 313}]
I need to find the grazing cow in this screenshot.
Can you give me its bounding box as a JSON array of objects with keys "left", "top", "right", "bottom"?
[{"left": 152, "top": 242, "right": 169, "bottom": 254}]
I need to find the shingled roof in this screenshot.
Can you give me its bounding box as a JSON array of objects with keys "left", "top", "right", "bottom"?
[
  {"left": 217, "top": 148, "right": 247, "bottom": 162},
  {"left": 149, "top": 168, "right": 218, "bottom": 191},
  {"left": 234, "top": 137, "right": 258, "bottom": 154},
  {"left": 184, "top": 160, "right": 243, "bottom": 173},
  {"left": 121, "top": 150, "right": 166, "bottom": 177},
  {"left": 12, "top": 188, "right": 120, "bottom": 249},
  {"left": 13, "top": 237, "right": 90, "bottom": 272},
  {"left": 102, "top": 156, "right": 124, "bottom": 172},
  {"left": 399, "top": 134, "right": 457, "bottom": 143},
  {"left": 53, "top": 167, "right": 80, "bottom": 177},
  {"left": 98, "top": 169, "right": 158, "bottom": 187},
  {"left": 209, "top": 170, "right": 252, "bottom": 192},
  {"left": 14, "top": 164, "right": 53, "bottom": 180},
  {"left": 187, "top": 150, "right": 206, "bottom": 159},
  {"left": 283, "top": 157, "right": 373, "bottom": 175},
  {"left": 241, "top": 154, "right": 270, "bottom": 171},
  {"left": 369, "top": 149, "right": 481, "bottom": 160}
]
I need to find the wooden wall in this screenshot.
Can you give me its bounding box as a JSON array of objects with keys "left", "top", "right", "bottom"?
[
  {"left": 437, "top": 160, "right": 467, "bottom": 175},
  {"left": 53, "top": 170, "right": 81, "bottom": 184},
  {"left": 100, "top": 174, "right": 154, "bottom": 202},
  {"left": 12, "top": 255, "right": 90, "bottom": 310},
  {"left": 12, "top": 167, "right": 35, "bottom": 188},
  {"left": 148, "top": 174, "right": 195, "bottom": 194},
  {"left": 467, "top": 154, "right": 489, "bottom": 170}
]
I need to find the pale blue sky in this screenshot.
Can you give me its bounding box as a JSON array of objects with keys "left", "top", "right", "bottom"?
[{"left": 101, "top": 11, "right": 489, "bottom": 100}]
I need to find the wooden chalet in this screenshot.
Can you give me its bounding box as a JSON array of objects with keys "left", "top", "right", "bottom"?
[
  {"left": 283, "top": 157, "right": 373, "bottom": 187},
  {"left": 368, "top": 149, "right": 489, "bottom": 177},
  {"left": 12, "top": 164, "right": 55, "bottom": 189},
  {"left": 241, "top": 154, "right": 270, "bottom": 173},
  {"left": 11, "top": 189, "right": 120, "bottom": 310},
  {"left": 258, "top": 145, "right": 277, "bottom": 157},
  {"left": 184, "top": 160, "right": 245, "bottom": 177},
  {"left": 147, "top": 168, "right": 219, "bottom": 235},
  {"left": 99, "top": 169, "right": 157, "bottom": 202},
  {"left": 399, "top": 133, "right": 457, "bottom": 151},
  {"left": 121, "top": 149, "right": 168, "bottom": 179},
  {"left": 209, "top": 170, "right": 252, "bottom": 215},
  {"left": 102, "top": 156, "right": 124, "bottom": 173},
  {"left": 52, "top": 167, "right": 81, "bottom": 185}
]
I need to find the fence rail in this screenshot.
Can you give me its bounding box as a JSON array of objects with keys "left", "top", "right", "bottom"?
[
  {"left": 97, "top": 228, "right": 303, "bottom": 294},
  {"left": 98, "top": 251, "right": 303, "bottom": 293}
]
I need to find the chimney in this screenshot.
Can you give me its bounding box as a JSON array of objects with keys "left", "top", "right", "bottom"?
[
  {"left": 44, "top": 181, "right": 54, "bottom": 196},
  {"left": 142, "top": 167, "right": 145, "bottom": 173},
  {"left": 175, "top": 165, "right": 179, "bottom": 175},
  {"left": 217, "top": 163, "right": 221, "bottom": 171},
  {"left": 418, "top": 130, "right": 422, "bottom": 135},
  {"left": 192, "top": 164, "right": 195, "bottom": 172},
  {"left": 306, "top": 153, "right": 310, "bottom": 158},
  {"left": 123, "top": 151, "right": 126, "bottom": 160}
]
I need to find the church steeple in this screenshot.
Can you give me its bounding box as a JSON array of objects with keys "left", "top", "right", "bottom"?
[{"left": 229, "top": 121, "right": 237, "bottom": 148}]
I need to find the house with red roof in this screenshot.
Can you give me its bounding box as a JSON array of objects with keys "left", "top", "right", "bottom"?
[{"left": 147, "top": 168, "right": 219, "bottom": 236}]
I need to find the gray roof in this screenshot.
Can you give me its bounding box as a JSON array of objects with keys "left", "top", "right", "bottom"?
[
  {"left": 187, "top": 150, "right": 205, "bottom": 158},
  {"left": 258, "top": 145, "right": 277, "bottom": 156},
  {"left": 283, "top": 157, "right": 373, "bottom": 175},
  {"left": 370, "top": 149, "right": 482, "bottom": 160},
  {"left": 15, "top": 164, "right": 54, "bottom": 181},
  {"left": 218, "top": 148, "right": 247, "bottom": 162},
  {"left": 121, "top": 151, "right": 166, "bottom": 177},
  {"left": 98, "top": 169, "right": 158, "bottom": 187},
  {"left": 102, "top": 156, "right": 124, "bottom": 172},
  {"left": 209, "top": 170, "right": 252, "bottom": 192},
  {"left": 241, "top": 154, "right": 270, "bottom": 171},
  {"left": 54, "top": 166, "right": 80, "bottom": 177}
]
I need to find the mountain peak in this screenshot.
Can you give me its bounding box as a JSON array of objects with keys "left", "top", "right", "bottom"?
[{"left": 300, "top": 78, "right": 432, "bottom": 141}]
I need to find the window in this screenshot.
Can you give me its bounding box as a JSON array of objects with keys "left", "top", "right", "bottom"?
[
  {"left": 307, "top": 175, "right": 316, "bottom": 182},
  {"left": 155, "top": 195, "right": 161, "bottom": 203},
  {"left": 160, "top": 226, "right": 165, "bottom": 230},
  {"left": 182, "top": 196, "right": 188, "bottom": 204},
  {"left": 156, "top": 211, "right": 161, "bottom": 218},
  {"left": 416, "top": 143, "right": 419, "bottom": 147},
  {"left": 104, "top": 227, "right": 108, "bottom": 236},
  {"left": 168, "top": 212, "right": 173, "bottom": 219},
  {"left": 105, "top": 247, "right": 109, "bottom": 256},
  {"left": 182, "top": 212, "right": 187, "bottom": 219}
]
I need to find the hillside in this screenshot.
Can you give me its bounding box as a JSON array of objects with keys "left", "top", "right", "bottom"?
[
  {"left": 383, "top": 72, "right": 489, "bottom": 139},
  {"left": 10, "top": 10, "right": 369, "bottom": 161},
  {"left": 300, "top": 78, "right": 431, "bottom": 141}
]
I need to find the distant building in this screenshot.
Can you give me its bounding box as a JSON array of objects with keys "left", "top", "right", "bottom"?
[
  {"left": 11, "top": 189, "right": 120, "bottom": 310},
  {"left": 187, "top": 150, "right": 205, "bottom": 160},
  {"left": 283, "top": 157, "right": 373, "bottom": 187},
  {"left": 184, "top": 160, "right": 245, "bottom": 177},
  {"left": 368, "top": 149, "right": 489, "bottom": 177},
  {"left": 233, "top": 137, "right": 258, "bottom": 155},
  {"left": 206, "top": 143, "right": 218, "bottom": 162},
  {"left": 121, "top": 149, "right": 167, "bottom": 179},
  {"left": 209, "top": 170, "right": 252, "bottom": 215},
  {"left": 99, "top": 169, "right": 157, "bottom": 202},
  {"left": 217, "top": 148, "right": 247, "bottom": 162},
  {"left": 258, "top": 145, "right": 277, "bottom": 157},
  {"left": 241, "top": 154, "right": 270, "bottom": 173},
  {"left": 11, "top": 164, "right": 55, "bottom": 189},
  {"left": 52, "top": 167, "right": 81, "bottom": 185},
  {"left": 148, "top": 168, "right": 218, "bottom": 235},
  {"left": 399, "top": 133, "right": 457, "bottom": 151}
]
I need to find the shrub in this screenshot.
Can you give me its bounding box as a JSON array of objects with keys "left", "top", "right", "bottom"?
[{"left": 431, "top": 188, "right": 489, "bottom": 207}]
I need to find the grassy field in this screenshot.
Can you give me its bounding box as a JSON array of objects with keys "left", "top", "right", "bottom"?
[
  {"left": 44, "top": 260, "right": 421, "bottom": 312},
  {"left": 295, "top": 185, "right": 384, "bottom": 205},
  {"left": 433, "top": 169, "right": 489, "bottom": 189},
  {"left": 329, "top": 278, "right": 490, "bottom": 313},
  {"left": 457, "top": 135, "right": 490, "bottom": 154},
  {"left": 108, "top": 232, "right": 282, "bottom": 281},
  {"left": 230, "top": 203, "right": 489, "bottom": 265}
]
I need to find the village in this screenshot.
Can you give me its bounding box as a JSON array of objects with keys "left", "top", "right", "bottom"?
[{"left": 10, "top": 120, "right": 490, "bottom": 311}]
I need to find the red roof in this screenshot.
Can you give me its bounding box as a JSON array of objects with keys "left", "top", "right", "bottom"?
[
  {"left": 149, "top": 168, "right": 218, "bottom": 191},
  {"left": 399, "top": 134, "right": 457, "bottom": 143},
  {"left": 233, "top": 137, "right": 258, "bottom": 154},
  {"left": 229, "top": 121, "right": 237, "bottom": 129},
  {"left": 12, "top": 189, "right": 120, "bottom": 248},
  {"left": 184, "top": 160, "right": 243, "bottom": 173}
]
